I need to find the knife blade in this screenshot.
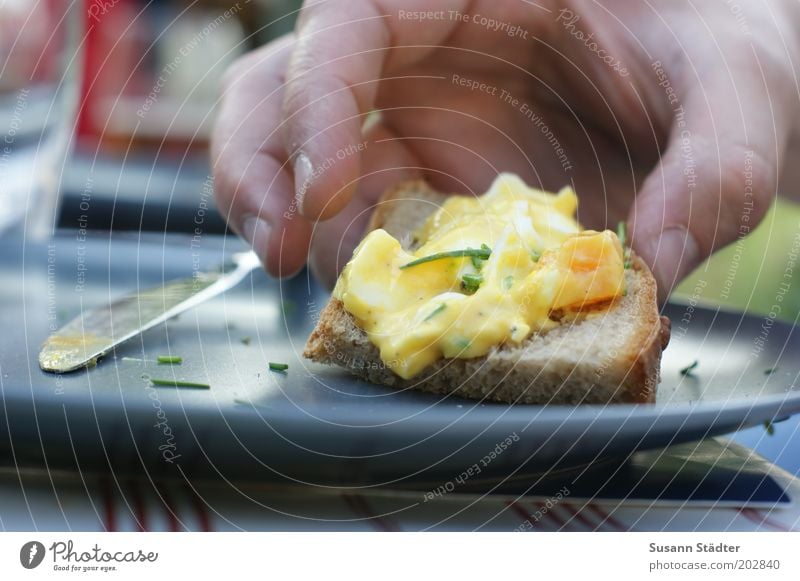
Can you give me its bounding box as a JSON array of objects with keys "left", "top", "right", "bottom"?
[{"left": 39, "top": 251, "right": 262, "bottom": 373}]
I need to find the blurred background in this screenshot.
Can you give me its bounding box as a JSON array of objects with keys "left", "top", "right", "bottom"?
[
  {"left": 58, "top": 0, "right": 302, "bottom": 234},
  {"left": 51, "top": 0, "right": 800, "bottom": 320}
]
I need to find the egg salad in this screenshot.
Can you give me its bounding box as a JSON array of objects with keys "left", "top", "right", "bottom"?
[{"left": 332, "top": 174, "right": 627, "bottom": 379}]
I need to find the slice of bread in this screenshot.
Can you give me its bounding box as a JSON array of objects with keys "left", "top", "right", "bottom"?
[{"left": 304, "top": 180, "right": 671, "bottom": 404}]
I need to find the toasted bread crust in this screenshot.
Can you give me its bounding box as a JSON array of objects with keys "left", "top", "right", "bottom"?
[{"left": 304, "top": 181, "right": 670, "bottom": 404}]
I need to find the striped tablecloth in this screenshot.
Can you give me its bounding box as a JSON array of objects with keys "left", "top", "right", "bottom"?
[{"left": 1, "top": 438, "right": 797, "bottom": 532}]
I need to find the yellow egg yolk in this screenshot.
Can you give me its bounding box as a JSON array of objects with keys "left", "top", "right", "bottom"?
[{"left": 333, "top": 173, "right": 626, "bottom": 379}]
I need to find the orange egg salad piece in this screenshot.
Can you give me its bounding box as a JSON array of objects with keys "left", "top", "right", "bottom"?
[{"left": 333, "top": 174, "right": 627, "bottom": 379}]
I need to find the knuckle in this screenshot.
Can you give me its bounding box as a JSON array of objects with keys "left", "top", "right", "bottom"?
[
  {"left": 281, "top": 73, "right": 347, "bottom": 145},
  {"left": 722, "top": 145, "right": 775, "bottom": 208},
  {"left": 706, "top": 145, "right": 774, "bottom": 250}
]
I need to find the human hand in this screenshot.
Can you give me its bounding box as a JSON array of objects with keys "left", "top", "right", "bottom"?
[{"left": 212, "top": 0, "right": 799, "bottom": 299}]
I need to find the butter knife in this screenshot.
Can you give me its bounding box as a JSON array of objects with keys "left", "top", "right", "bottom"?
[{"left": 39, "top": 251, "right": 262, "bottom": 373}]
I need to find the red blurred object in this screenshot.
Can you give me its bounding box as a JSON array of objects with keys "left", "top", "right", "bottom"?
[
  {"left": 77, "top": 0, "right": 149, "bottom": 151},
  {"left": 76, "top": 0, "right": 248, "bottom": 156}
]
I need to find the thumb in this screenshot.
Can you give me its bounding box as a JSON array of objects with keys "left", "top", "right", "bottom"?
[{"left": 630, "top": 83, "right": 785, "bottom": 301}]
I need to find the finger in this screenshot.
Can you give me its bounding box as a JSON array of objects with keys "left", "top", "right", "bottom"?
[
  {"left": 212, "top": 36, "right": 313, "bottom": 277},
  {"left": 308, "top": 120, "right": 423, "bottom": 287},
  {"left": 281, "top": 0, "right": 464, "bottom": 221},
  {"left": 630, "top": 56, "right": 790, "bottom": 300}
]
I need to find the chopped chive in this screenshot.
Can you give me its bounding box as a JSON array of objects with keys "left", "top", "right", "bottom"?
[
  {"left": 472, "top": 244, "right": 492, "bottom": 269},
  {"left": 503, "top": 275, "right": 514, "bottom": 290},
  {"left": 269, "top": 362, "right": 289, "bottom": 372},
  {"left": 679, "top": 360, "right": 699, "bottom": 377},
  {"left": 617, "top": 221, "right": 632, "bottom": 269},
  {"left": 764, "top": 367, "right": 778, "bottom": 375},
  {"left": 400, "top": 246, "right": 491, "bottom": 269},
  {"left": 157, "top": 356, "right": 182, "bottom": 364},
  {"left": 424, "top": 303, "right": 447, "bottom": 322},
  {"left": 616, "top": 221, "right": 627, "bottom": 246},
  {"left": 281, "top": 300, "right": 297, "bottom": 316},
  {"left": 461, "top": 273, "right": 483, "bottom": 294},
  {"left": 763, "top": 420, "right": 775, "bottom": 436},
  {"left": 530, "top": 249, "right": 541, "bottom": 263},
  {"left": 240, "top": 336, "right": 252, "bottom": 346},
  {"left": 150, "top": 378, "right": 209, "bottom": 389},
  {"left": 453, "top": 337, "right": 471, "bottom": 350}
]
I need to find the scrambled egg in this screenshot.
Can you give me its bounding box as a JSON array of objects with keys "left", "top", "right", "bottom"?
[{"left": 333, "top": 174, "right": 626, "bottom": 379}]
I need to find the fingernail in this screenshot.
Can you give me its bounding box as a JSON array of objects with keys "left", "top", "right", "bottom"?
[
  {"left": 652, "top": 227, "right": 699, "bottom": 291},
  {"left": 292, "top": 152, "right": 313, "bottom": 216},
  {"left": 241, "top": 215, "right": 272, "bottom": 264}
]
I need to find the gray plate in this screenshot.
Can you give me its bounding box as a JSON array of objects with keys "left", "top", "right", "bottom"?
[{"left": 1, "top": 232, "right": 799, "bottom": 488}]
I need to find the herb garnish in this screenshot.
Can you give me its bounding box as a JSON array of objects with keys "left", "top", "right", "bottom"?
[
  {"left": 400, "top": 244, "right": 491, "bottom": 269},
  {"left": 269, "top": 362, "right": 289, "bottom": 372},
  {"left": 461, "top": 273, "right": 483, "bottom": 294},
  {"left": 150, "top": 378, "right": 209, "bottom": 389},
  {"left": 764, "top": 367, "right": 778, "bottom": 375},
  {"left": 503, "top": 275, "right": 514, "bottom": 290},
  {"left": 424, "top": 303, "right": 447, "bottom": 321},
  {"left": 157, "top": 356, "right": 182, "bottom": 364},
  {"left": 530, "top": 249, "right": 541, "bottom": 263},
  {"left": 679, "top": 360, "right": 699, "bottom": 377},
  {"left": 616, "top": 220, "right": 627, "bottom": 246},
  {"left": 617, "top": 221, "right": 632, "bottom": 269},
  {"left": 763, "top": 420, "right": 775, "bottom": 436}
]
